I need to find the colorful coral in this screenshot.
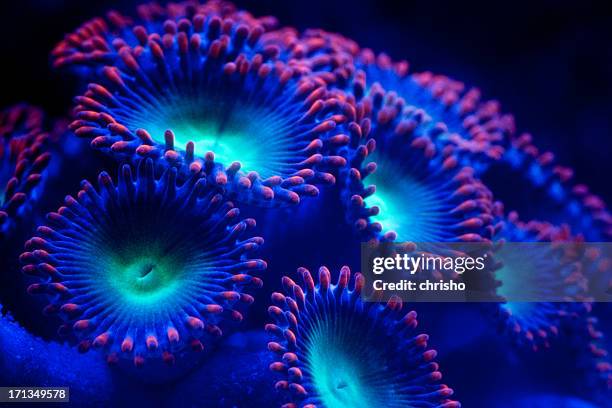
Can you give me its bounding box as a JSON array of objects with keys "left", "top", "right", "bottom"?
[
  {"left": 266, "top": 266, "right": 460, "bottom": 408},
  {"left": 0, "top": 0, "right": 609, "bottom": 406},
  {"left": 0, "top": 104, "right": 51, "bottom": 238},
  {"left": 20, "top": 159, "right": 265, "bottom": 366}
]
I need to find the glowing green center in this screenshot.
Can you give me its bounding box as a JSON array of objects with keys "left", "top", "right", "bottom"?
[
  {"left": 308, "top": 343, "right": 373, "bottom": 408},
  {"left": 106, "top": 246, "right": 183, "bottom": 306},
  {"left": 303, "top": 315, "right": 402, "bottom": 408},
  {"left": 363, "top": 152, "right": 445, "bottom": 242},
  {"left": 131, "top": 96, "right": 294, "bottom": 178}
]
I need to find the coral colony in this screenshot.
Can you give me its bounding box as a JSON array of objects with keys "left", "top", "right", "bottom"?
[
  {"left": 266, "top": 266, "right": 460, "bottom": 408},
  {"left": 0, "top": 1, "right": 610, "bottom": 407}
]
